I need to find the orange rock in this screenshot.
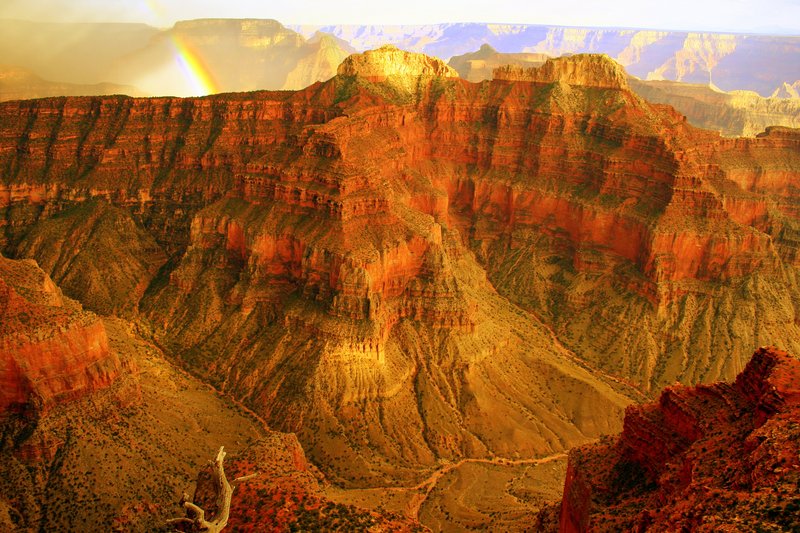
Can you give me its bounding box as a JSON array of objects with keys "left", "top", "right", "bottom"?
[
  {"left": 552, "top": 347, "right": 800, "bottom": 532},
  {"left": 0, "top": 256, "right": 122, "bottom": 417}
]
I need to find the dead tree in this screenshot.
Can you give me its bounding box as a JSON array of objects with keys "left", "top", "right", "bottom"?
[{"left": 167, "top": 446, "right": 257, "bottom": 533}]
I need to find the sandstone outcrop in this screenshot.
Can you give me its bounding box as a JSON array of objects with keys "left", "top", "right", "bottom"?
[
  {"left": 338, "top": 45, "right": 458, "bottom": 80},
  {"left": 0, "top": 255, "right": 122, "bottom": 418},
  {"left": 2, "top": 50, "right": 800, "bottom": 487},
  {"left": 552, "top": 347, "right": 800, "bottom": 532}
]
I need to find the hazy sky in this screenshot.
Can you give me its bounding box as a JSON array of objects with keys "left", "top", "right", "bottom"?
[{"left": 2, "top": 0, "right": 799, "bottom": 34}]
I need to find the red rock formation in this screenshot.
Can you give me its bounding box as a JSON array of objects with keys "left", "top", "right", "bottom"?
[
  {"left": 0, "top": 255, "right": 122, "bottom": 418},
  {"left": 553, "top": 347, "right": 800, "bottom": 532},
  {"left": 2, "top": 50, "right": 800, "bottom": 484}
]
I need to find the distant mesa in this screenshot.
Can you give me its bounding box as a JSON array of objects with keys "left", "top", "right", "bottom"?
[
  {"left": 0, "top": 65, "right": 145, "bottom": 102},
  {"left": 337, "top": 45, "right": 458, "bottom": 81},
  {"left": 448, "top": 43, "right": 548, "bottom": 82}
]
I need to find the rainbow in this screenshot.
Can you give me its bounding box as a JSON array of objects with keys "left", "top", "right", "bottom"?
[
  {"left": 142, "top": 0, "right": 220, "bottom": 96},
  {"left": 169, "top": 34, "right": 221, "bottom": 96}
]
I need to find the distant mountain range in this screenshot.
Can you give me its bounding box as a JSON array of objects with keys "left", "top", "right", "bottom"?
[
  {"left": 1, "top": 18, "right": 798, "bottom": 98},
  {"left": 292, "top": 22, "right": 800, "bottom": 96},
  {"left": 0, "top": 18, "right": 798, "bottom": 138}
]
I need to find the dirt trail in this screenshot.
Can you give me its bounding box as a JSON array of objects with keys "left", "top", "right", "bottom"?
[{"left": 403, "top": 452, "right": 568, "bottom": 521}]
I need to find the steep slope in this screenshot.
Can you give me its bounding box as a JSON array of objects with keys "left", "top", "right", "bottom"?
[
  {"left": 543, "top": 347, "right": 800, "bottom": 532},
  {"left": 13, "top": 199, "right": 167, "bottom": 316},
  {"left": 0, "top": 315, "right": 415, "bottom": 532},
  {"left": 0, "top": 50, "right": 636, "bottom": 490},
  {"left": 2, "top": 50, "right": 800, "bottom": 496},
  {"left": 0, "top": 254, "right": 122, "bottom": 421},
  {"left": 0, "top": 254, "right": 412, "bottom": 530},
  {"left": 0, "top": 65, "right": 144, "bottom": 102}
]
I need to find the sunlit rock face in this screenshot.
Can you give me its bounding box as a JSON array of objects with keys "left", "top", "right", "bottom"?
[
  {"left": 1, "top": 50, "right": 800, "bottom": 488},
  {"left": 338, "top": 45, "right": 458, "bottom": 80}
]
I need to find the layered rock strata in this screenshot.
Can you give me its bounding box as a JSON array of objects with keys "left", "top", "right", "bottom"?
[
  {"left": 1, "top": 51, "right": 800, "bottom": 484},
  {"left": 0, "top": 255, "right": 122, "bottom": 419},
  {"left": 552, "top": 347, "right": 800, "bottom": 532},
  {"left": 450, "top": 46, "right": 800, "bottom": 137}
]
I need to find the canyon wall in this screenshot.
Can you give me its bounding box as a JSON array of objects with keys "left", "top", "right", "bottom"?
[
  {"left": 1, "top": 51, "right": 800, "bottom": 485},
  {"left": 553, "top": 347, "right": 800, "bottom": 531},
  {"left": 449, "top": 46, "right": 800, "bottom": 137},
  {"left": 0, "top": 255, "right": 122, "bottom": 420}
]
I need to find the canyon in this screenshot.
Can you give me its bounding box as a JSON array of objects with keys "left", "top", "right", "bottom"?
[
  {"left": 0, "top": 254, "right": 417, "bottom": 531},
  {"left": 1, "top": 46, "right": 800, "bottom": 530}
]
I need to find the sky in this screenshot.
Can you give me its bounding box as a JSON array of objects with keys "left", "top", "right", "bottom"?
[{"left": 1, "top": 0, "right": 799, "bottom": 34}]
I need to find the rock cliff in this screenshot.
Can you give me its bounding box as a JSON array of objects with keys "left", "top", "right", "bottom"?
[
  {"left": 0, "top": 255, "right": 122, "bottom": 419},
  {"left": 550, "top": 347, "right": 800, "bottom": 532},
  {"left": 338, "top": 45, "right": 458, "bottom": 80},
  {"left": 451, "top": 46, "right": 800, "bottom": 137},
  {"left": 2, "top": 50, "right": 800, "bottom": 488}
]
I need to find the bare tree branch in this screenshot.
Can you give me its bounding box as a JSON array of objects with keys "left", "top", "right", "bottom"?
[{"left": 167, "top": 446, "right": 256, "bottom": 533}]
